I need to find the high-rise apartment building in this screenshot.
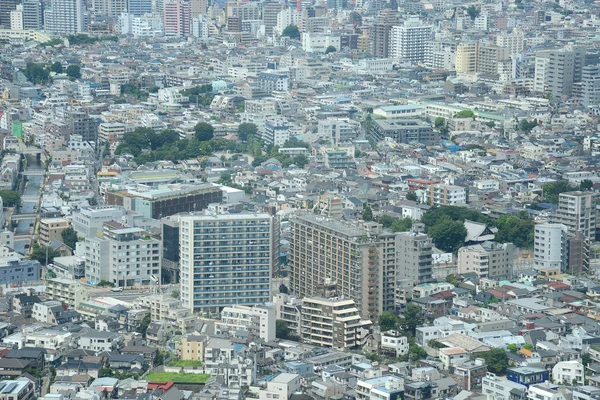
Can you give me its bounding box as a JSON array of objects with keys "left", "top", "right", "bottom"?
[
  {"left": 127, "top": 0, "right": 152, "bottom": 15},
  {"left": 189, "top": 0, "right": 207, "bottom": 17},
  {"left": 262, "top": 1, "right": 284, "bottom": 36},
  {"left": 22, "top": 0, "right": 43, "bottom": 29},
  {"left": 163, "top": 0, "right": 190, "bottom": 36},
  {"left": 495, "top": 30, "right": 525, "bottom": 56},
  {"left": 477, "top": 45, "right": 509, "bottom": 75},
  {"left": 10, "top": 5, "right": 23, "bottom": 30},
  {"left": 92, "top": 0, "right": 126, "bottom": 16},
  {"left": 179, "top": 212, "right": 274, "bottom": 314},
  {"left": 301, "top": 297, "right": 372, "bottom": 350},
  {"left": 455, "top": 43, "right": 478, "bottom": 73},
  {"left": 44, "top": 0, "right": 86, "bottom": 33},
  {"left": 581, "top": 64, "right": 600, "bottom": 107},
  {"left": 368, "top": 10, "right": 398, "bottom": 58},
  {"left": 0, "top": 0, "right": 20, "bottom": 29},
  {"left": 396, "top": 231, "right": 433, "bottom": 285},
  {"left": 534, "top": 222, "right": 568, "bottom": 271},
  {"left": 84, "top": 221, "right": 162, "bottom": 287},
  {"left": 388, "top": 17, "right": 432, "bottom": 64},
  {"left": 225, "top": 1, "right": 259, "bottom": 21},
  {"left": 289, "top": 214, "right": 408, "bottom": 320},
  {"left": 554, "top": 191, "right": 597, "bottom": 241}
]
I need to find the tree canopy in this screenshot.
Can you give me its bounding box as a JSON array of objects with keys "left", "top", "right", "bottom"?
[
  {"left": 476, "top": 348, "right": 508, "bottom": 374},
  {"left": 0, "top": 190, "right": 21, "bottom": 207},
  {"left": 195, "top": 122, "right": 215, "bottom": 142},
  {"left": 428, "top": 217, "right": 467, "bottom": 252},
  {"left": 391, "top": 217, "right": 412, "bottom": 232},
  {"left": 519, "top": 119, "right": 538, "bottom": 132},
  {"left": 66, "top": 65, "right": 81, "bottom": 79},
  {"left": 61, "top": 227, "right": 78, "bottom": 249},
  {"left": 495, "top": 212, "right": 534, "bottom": 249},
  {"left": 542, "top": 180, "right": 574, "bottom": 204},
  {"left": 325, "top": 45, "right": 337, "bottom": 54},
  {"left": 362, "top": 204, "right": 373, "bottom": 221},
  {"left": 454, "top": 109, "right": 476, "bottom": 119},
  {"left": 282, "top": 25, "right": 300, "bottom": 39},
  {"left": 24, "top": 62, "right": 50, "bottom": 85},
  {"left": 29, "top": 242, "right": 60, "bottom": 266},
  {"left": 237, "top": 123, "right": 258, "bottom": 142},
  {"left": 379, "top": 311, "right": 399, "bottom": 331},
  {"left": 50, "top": 62, "right": 63, "bottom": 74},
  {"left": 406, "top": 191, "right": 419, "bottom": 202}
]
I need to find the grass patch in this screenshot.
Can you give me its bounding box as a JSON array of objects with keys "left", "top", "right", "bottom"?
[
  {"left": 168, "top": 359, "right": 203, "bottom": 367},
  {"left": 147, "top": 372, "right": 210, "bottom": 383}
]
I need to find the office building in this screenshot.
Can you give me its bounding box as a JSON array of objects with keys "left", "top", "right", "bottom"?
[
  {"left": 546, "top": 49, "right": 576, "bottom": 97},
  {"left": 289, "top": 214, "right": 403, "bottom": 320},
  {"left": 368, "top": 119, "right": 438, "bottom": 145},
  {"left": 477, "top": 45, "right": 509, "bottom": 75},
  {"left": 84, "top": 221, "right": 161, "bottom": 287},
  {"left": 44, "top": 0, "right": 86, "bottom": 33},
  {"left": 72, "top": 205, "right": 127, "bottom": 238},
  {"left": 92, "top": 0, "right": 126, "bottom": 16},
  {"left": 301, "top": 297, "right": 372, "bottom": 350},
  {"left": 581, "top": 64, "right": 600, "bottom": 107},
  {"left": 388, "top": 17, "right": 432, "bottom": 63},
  {"left": 534, "top": 222, "right": 568, "bottom": 271},
  {"left": 179, "top": 212, "right": 274, "bottom": 314},
  {"left": 127, "top": 0, "right": 152, "bottom": 15},
  {"left": 225, "top": 1, "right": 259, "bottom": 21},
  {"left": 105, "top": 183, "right": 222, "bottom": 219},
  {"left": 554, "top": 191, "right": 597, "bottom": 240},
  {"left": 495, "top": 30, "right": 525, "bottom": 56},
  {"left": 368, "top": 10, "right": 398, "bottom": 58},
  {"left": 457, "top": 242, "right": 515, "bottom": 279},
  {"left": 22, "top": 0, "right": 43, "bottom": 30},
  {"left": 0, "top": 258, "right": 41, "bottom": 285},
  {"left": 163, "top": 0, "right": 190, "bottom": 36}
]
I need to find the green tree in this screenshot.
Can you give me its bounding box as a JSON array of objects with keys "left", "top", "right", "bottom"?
[
  {"left": 279, "top": 283, "right": 289, "bottom": 294},
  {"left": 454, "top": 109, "right": 476, "bottom": 119},
  {"left": 376, "top": 214, "right": 395, "bottom": 228},
  {"left": 477, "top": 348, "right": 508, "bottom": 374},
  {"left": 0, "top": 190, "right": 21, "bottom": 206},
  {"left": 401, "top": 304, "right": 423, "bottom": 336},
  {"left": 292, "top": 154, "right": 309, "bottom": 167},
  {"left": 466, "top": 5, "right": 480, "bottom": 20},
  {"left": 29, "top": 242, "right": 60, "bottom": 266},
  {"left": 50, "top": 62, "right": 63, "bottom": 74},
  {"left": 434, "top": 117, "right": 446, "bottom": 129},
  {"left": 446, "top": 274, "right": 460, "bottom": 286},
  {"left": 507, "top": 343, "right": 518, "bottom": 354},
  {"left": 66, "top": 65, "right": 81, "bottom": 79},
  {"left": 137, "top": 313, "right": 151, "bottom": 337},
  {"left": 484, "top": 121, "right": 496, "bottom": 128},
  {"left": 582, "top": 353, "right": 592, "bottom": 366},
  {"left": 495, "top": 213, "right": 534, "bottom": 249},
  {"left": 542, "top": 180, "right": 574, "bottom": 204},
  {"left": 194, "top": 122, "right": 215, "bottom": 142},
  {"left": 391, "top": 217, "right": 412, "bottom": 232},
  {"left": 325, "top": 45, "right": 337, "bottom": 54},
  {"left": 406, "top": 191, "right": 419, "bottom": 202},
  {"left": 61, "top": 227, "right": 78, "bottom": 249},
  {"left": 428, "top": 217, "right": 467, "bottom": 252},
  {"left": 24, "top": 62, "right": 50, "bottom": 85},
  {"left": 580, "top": 179, "right": 594, "bottom": 191},
  {"left": 378, "top": 311, "right": 399, "bottom": 331},
  {"left": 362, "top": 204, "right": 373, "bottom": 221},
  {"left": 282, "top": 24, "right": 300, "bottom": 39},
  {"left": 276, "top": 320, "right": 291, "bottom": 339},
  {"left": 518, "top": 119, "right": 538, "bottom": 132},
  {"left": 171, "top": 289, "right": 180, "bottom": 299},
  {"left": 523, "top": 343, "right": 534, "bottom": 351},
  {"left": 237, "top": 123, "right": 258, "bottom": 141}
]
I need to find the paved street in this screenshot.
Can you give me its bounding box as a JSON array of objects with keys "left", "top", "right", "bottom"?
[{"left": 13, "top": 156, "right": 43, "bottom": 245}]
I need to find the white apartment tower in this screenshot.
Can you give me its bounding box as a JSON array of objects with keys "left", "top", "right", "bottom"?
[
  {"left": 555, "top": 191, "right": 597, "bottom": 240},
  {"left": 44, "top": 0, "right": 87, "bottom": 33},
  {"left": 179, "top": 212, "right": 274, "bottom": 314},
  {"left": 389, "top": 17, "right": 433, "bottom": 64},
  {"left": 533, "top": 222, "right": 568, "bottom": 271}
]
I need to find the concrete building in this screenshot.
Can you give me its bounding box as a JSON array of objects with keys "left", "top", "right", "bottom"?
[
  {"left": 92, "top": 0, "right": 126, "bottom": 16},
  {"left": 477, "top": 45, "right": 509, "bottom": 75},
  {"left": 381, "top": 330, "right": 409, "bottom": 357},
  {"left": 552, "top": 360, "right": 584, "bottom": 385},
  {"left": 178, "top": 334, "right": 205, "bottom": 361},
  {"left": 388, "top": 17, "right": 432, "bottom": 63},
  {"left": 534, "top": 223, "right": 568, "bottom": 271},
  {"left": 259, "top": 373, "right": 301, "bottom": 400},
  {"left": 581, "top": 64, "right": 600, "bottom": 107},
  {"left": 127, "top": 0, "right": 153, "bottom": 15},
  {"left": 396, "top": 231, "right": 433, "bottom": 285},
  {"left": 482, "top": 373, "right": 527, "bottom": 400},
  {"left": 368, "top": 119, "right": 438, "bottom": 145},
  {"left": 429, "top": 184, "right": 467, "bottom": 206},
  {"left": 0, "top": 379, "right": 35, "bottom": 400},
  {"left": 301, "top": 297, "right": 372, "bottom": 350},
  {"left": 10, "top": 5, "right": 23, "bottom": 30},
  {"left": 44, "top": 0, "right": 87, "bottom": 33},
  {"left": 179, "top": 212, "right": 274, "bottom": 314},
  {"left": 217, "top": 304, "right": 276, "bottom": 342},
  {"left": 0, "top": 258, "right": 41, "bottom": 285},
  {"left": 528, "top": 382, "right": 568, "bottom": 400},
  {"left": 163, "top": 0, "right": 190, "bottom": 36},
  {"left": 39, "top": 218, "right": 70, "bottom": 247},
  {"left": 72, "top": 206, "right": 127, "bottom": 238},
  {"left": 554, "top": 191, "right": 597, "bottom": 240},
  {"left": 457, "top": 242, "right": 515, "bottom": 279},
  {"left": 84, "top": 221, "right": 161, "bottom": 287},
  {"left": 455, "top": 43, "right": 478, "bottom": 73},
  {"left": 46, "top": 277, "right": 89, "bottom": 307},
  {"left": 105, "top": 184, "right": 222, "bottom": 219},
  {"left": 356, "top": 375, "right": 404, "bottom": 400},
  {"left": 289, "top": 214, "right": 403, "bottom": 320},
  {"left": 22, "top": 0, "right": 43, "bottom": 30}
]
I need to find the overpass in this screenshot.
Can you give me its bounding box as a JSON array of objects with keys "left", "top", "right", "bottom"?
[
  {"left": 10, "top": 214, "right": 36, "bottom": 221},
  {"left": 23, "top": 170, "right": 45, "bottom": 176}
]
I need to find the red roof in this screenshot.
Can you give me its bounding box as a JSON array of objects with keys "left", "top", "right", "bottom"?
[
  {"left": 147, "top": 381, "right": 175, "bottom": 392},
  {"left": 547, "top": 282, "right": 570, "bottom": 290}
]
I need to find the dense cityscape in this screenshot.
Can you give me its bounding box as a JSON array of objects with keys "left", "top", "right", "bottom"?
[{"left": 0, "top": 0, "right": 599, "bottom": 399}]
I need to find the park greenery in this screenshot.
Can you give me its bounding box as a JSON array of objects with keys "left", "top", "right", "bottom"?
[
  {"left": 454, "top": 109, "right": 476, "bottom": 119},
  {"left": 29, "top": 242, "right": 60, "bottom": 266},
  {"left": 181, "top": 84, "right": 215, "bottom": 106},
  {"left": 282, "top": 25, "right": 300, "bottom": 39},
  {"left": 146, "top": 372, "right": 210, "bottom": 383},
  {"left": 475, "top": 348, "right": 509, "bottom": 374},
  {"left": 167, "top": 359, "right": 203, "bottom": 368}
]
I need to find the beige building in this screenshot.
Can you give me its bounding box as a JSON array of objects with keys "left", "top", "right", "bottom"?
[
  {"left": 46, "top": 277, "right": 89, "bottom": 307},
  {"left": 477, "top": 45, "right": 509, "bottom": 75},
  {"left": 457, "top": 242, "right": 515, "bottom": 279},
  {"left": 455, "top": 43, "right": 477, "bottom": 73},
  {"left": 301, "top": 297, "right": 372, "bottom": 350},
  {"left": 178, "top": 334, "right": 205, "bottom": 361},
  {"left": 554, "top": 191, "right": 597, "bottom": 240},
  {"left": 39, "top": 218, "right": 70, "bottom": 247}
]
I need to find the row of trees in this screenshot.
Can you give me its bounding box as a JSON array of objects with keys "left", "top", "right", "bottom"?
[
  {"left": 0, "top": 190, "right": 21, "bottom": 206},
  {"left": 542, "top": 179, "right": 593, "bottom": 204}
]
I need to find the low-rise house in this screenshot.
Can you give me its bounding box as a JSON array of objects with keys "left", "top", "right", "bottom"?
[
  {"left": 552, "top": 360, "right": 584, "bottom": 385},
  {"left": 79, "top": 329, "right": 122, "bottom": 353}
]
